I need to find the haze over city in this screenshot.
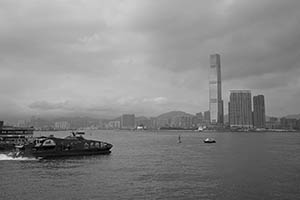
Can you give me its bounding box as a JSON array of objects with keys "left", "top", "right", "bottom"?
[{"left": 1, "top": 0, "right": 300, "bottom": 121}]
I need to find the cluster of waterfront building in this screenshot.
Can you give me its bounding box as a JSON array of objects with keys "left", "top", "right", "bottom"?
[
  {"left": 208, "top": 53, "right": 300, "bottom": 131},
  {"left": 9, "top": 110, "right": 300, "bottom": 131},
  {"left": 106, "top": 54, "right": 300, "bottom": 131},
  {"left": 208, "top": 54, "right": 266, "bottom": 129},
  {"left": 9, "top": 54, "right": 300, "bottom": 131},
  {"left": 114, "top": 54, "right": 289, "bottom": 131}
]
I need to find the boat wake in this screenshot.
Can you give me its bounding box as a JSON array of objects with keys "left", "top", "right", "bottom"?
[{"left": 0, "top": 153, "right": 36, "bottom": 161}]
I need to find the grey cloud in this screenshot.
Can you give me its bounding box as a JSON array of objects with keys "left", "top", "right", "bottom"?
[
  {"left": 225, "top": 69, "right": 299, "bottom": 91},
  {"left": 129, "top": 0, "right": 300, "bottom": 79},
  {"left": 0, "top": 1, "right": 117, "bottom": 78},
  {"left": 29, "top": 100, "right": 70, "bottom": 110}
]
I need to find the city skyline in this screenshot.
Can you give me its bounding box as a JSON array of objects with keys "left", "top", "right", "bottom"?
[{"left": 1, "top": 1, "right": 300, "bottom": 120}]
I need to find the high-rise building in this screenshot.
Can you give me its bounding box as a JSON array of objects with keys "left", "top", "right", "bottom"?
[
  {"left": 121, "top": 114, "right": 135, "bottom": 129},
  {"left": 149, "top": 117, "right": 158, "bottom": 129},
  {"left": 209, "top": 54, "right": 223, "bottom": 124},
  {"left": 228, "top": 90, "right": 253, "bottom": 128},
  {"left": 196, "top": 112, "right": 203, "bottom": 121},
  {"left": 204, "top": 110, "right": 210, "bottom": 124},
  {"left": 195, "top": 112, "right": 203, "bottom": 124},
  {"left": 253, "top": 95, "right": 266, "bottom": 128}
]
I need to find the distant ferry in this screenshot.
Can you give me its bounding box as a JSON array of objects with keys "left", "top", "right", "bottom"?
[
  {"left": 136, "top": 126, "right": 147, "bottom": 130},
  {"left": 0, "top": 121, "right": 34, "bottom": 151},
  {"left": 14, "top": 132, "right": 112, "bottom": 159}
]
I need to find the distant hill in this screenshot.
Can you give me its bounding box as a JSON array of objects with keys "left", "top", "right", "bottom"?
[
  {"left": 155, "top": 111, "right": 195, "bottom": 128},
  {"left": 284, "top": 114, "right": 300, "bottom": 119},
  {"left": 135, "top": 116, "right": 149, "bottom": 121},
  {"left": 156, "top": 111, "right": 194, "bottom": 120}
]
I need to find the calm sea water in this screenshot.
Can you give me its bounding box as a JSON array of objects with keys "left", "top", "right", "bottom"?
[{"left": 0, "top": 130, "right": 299, "bottom": 200}]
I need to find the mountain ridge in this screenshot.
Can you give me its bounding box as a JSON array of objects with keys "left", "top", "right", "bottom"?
[{"left": 156, "top": 111, "right": 194, "bottom": 120}]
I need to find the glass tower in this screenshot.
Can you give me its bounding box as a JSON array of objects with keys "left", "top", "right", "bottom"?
[
  {"left": 228, "top": 90, "right": 253, "bottom": 128},
  {"left": 209, "top": 54, "right": 223, "bottom": 124}
]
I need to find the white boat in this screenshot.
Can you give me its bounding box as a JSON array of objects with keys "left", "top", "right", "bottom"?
[{"left": 197, "top": 126, "right": 206, "bottom": 132}]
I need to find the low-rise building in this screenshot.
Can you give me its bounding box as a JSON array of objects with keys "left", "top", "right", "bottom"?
[
  {"left": 108, "top": 120, "right": 121, "bottom": 129},
  {"left": 54, "top": 121, "right": 70, "bottom": 130},
  {"left": 280, "top": 118, "right": 297, "bottom": 130},
  {"left": 265, "top": 117, "right": 281, "bottom": 129}
]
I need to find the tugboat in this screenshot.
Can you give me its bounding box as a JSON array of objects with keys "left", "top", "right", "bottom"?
[
  {"left": 203, "top": 138, "right": 216, "bottom": 143},
  {"left": 15, "top": 132, "right": 113, "bottom": 158}
]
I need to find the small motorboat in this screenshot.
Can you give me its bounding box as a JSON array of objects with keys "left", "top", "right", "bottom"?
[
  {"left": 203, "top": 138, "right": 216, "bottom": 143},
  {"left": 197, "top": 126, "right": 204, "bottom": 132}
]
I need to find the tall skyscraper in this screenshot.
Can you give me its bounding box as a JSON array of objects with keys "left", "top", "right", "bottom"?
[
  {"left": 253, "top": 95, "right": 266, "bottom": 128},
  {"left": 209, "top": 54, "right": 223, "bottom": 124},
  {"left": 228, "top": 90, "right": 253, "bottom": 128}
]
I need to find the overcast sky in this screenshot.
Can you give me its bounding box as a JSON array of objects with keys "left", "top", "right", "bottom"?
[{"left": 1, "top": 0, "right": 300, "bottom": 120}]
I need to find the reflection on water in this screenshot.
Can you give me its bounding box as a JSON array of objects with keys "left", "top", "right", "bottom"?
[{"left": 0, "top": 130, "right": 300, "bottom": 200}]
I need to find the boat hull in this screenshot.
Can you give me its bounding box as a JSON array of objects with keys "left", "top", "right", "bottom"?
[
  {"left": 203, "top": 138, "right": 216, "bottom": 143},
  {"left": 31, "top": 149, "right": 111, "bottom": 158},
  {"left": 203, "top": 141, "right": 216, "bottom": 143}
]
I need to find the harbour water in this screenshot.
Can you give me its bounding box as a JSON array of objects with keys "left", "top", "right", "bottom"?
[{"left": 0, "top": 130, "right": 299, "bottom": 200}]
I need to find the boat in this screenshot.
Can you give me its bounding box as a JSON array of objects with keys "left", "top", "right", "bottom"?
[
  {"left": 14, "top": 132, "right": 113, "bottom": 158},
  {"left": 203, "top": 138, "right": 216, "bottom": 143},
  {"left": 74, "top": 130, "right": 85, "bottom": 135},
  {"left": 136, "top": 125, "right": 146, "bottom": 130},
  {"left": 197, "top": 126, "right": 204, "bottom": 132},
  {"left": 0, "top": 121, "right": 34, "bottom": 151}
]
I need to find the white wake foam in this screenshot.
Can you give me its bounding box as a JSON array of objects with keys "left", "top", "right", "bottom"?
[{"left": 0, "top": 153, "right": 36, "bottom": 161}]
